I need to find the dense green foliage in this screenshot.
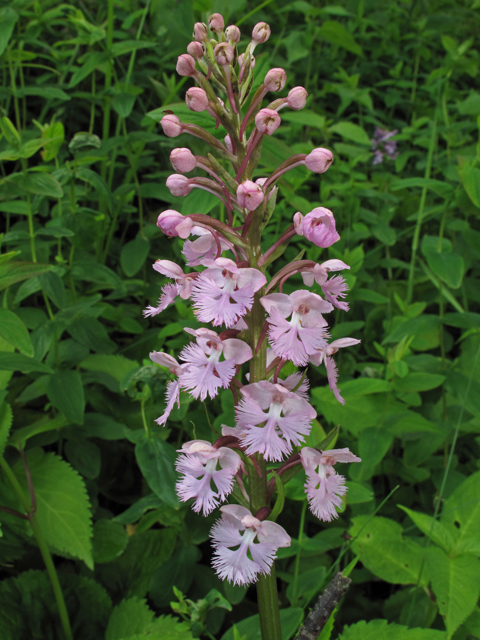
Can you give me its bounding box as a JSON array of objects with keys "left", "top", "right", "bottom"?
[{"left": 0, "top": 0, "right": 480, "bottom": 638}]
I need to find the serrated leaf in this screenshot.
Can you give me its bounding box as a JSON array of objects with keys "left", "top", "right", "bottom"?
[
  {"left": 330, "top": 121, "right": 370, "bottom": 145},
  {"left": 135, "top": 436, "right": 179, "bottom": 508},
  {"left": 0, "top": 308, "right": 34, "bottom": 356},
  {"left": 350, "top": 516, "right": 427, "bottom": 585},
  {"left": 106, "top": 597, "right": 155, "bottom": 640},
  {"left": 0, "top": 402, "right": 13, "bottom": 457},
  {"left": 14, "top": 449, "right": 93, "bottom": 568},
  {"left": 338, "top": 619, "right": 446, "bottom": 640},
  {"left": 120, "top": 237, "right": 151, "bottom": 277},
  {"left": 426, "top": 548, "right": 480, "bottom": 638},
  {"left": 398, "top": 506, "right": 455, "bottom": 553},
  {"left": 47, "top": 370, "right": 85, "bottom": 424}
]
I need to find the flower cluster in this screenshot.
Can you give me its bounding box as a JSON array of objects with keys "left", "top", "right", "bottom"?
[{"left": 146, "top": 15, "right": 361, "bottom": 586}]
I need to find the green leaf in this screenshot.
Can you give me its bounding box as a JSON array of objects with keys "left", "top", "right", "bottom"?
[
  {"left": 398, "top": 506, "right": 455, "bottom": 553},
  {"left": 442, "top": 312, "right": 480, "bottom": 330},
  {"left": 135, "top": 436, "right": 179, "bottom": 508},
  {"left": 394, "top": 372, "right": 446, "bottom": 393},
  {"left": 330, "top": 121, "right": 370, "bottom": 145},
  {"left": 221, "top": 608, "right": 304, "bottom": 640},
  {"left": 0, "top": 7, "right": 19, "bottom": 56},
  {"left": 120, "top": 237, "right": 151, "bottom": 277},
  {"left": 69, "top": 52, "right": 109, "bottom": 87},
  {"left": 38, "top": 271, "right": 66, "bottom": 309},
  {"left": 318, "top": 21, "right": 363, "bottom": 56},
  {"left": 65, "top": 438, "right": 101, "bottom": 478},
  {"left": 350, "top": 427, "right": 392, "bottom": 482},
  {"left": 0, "top": 261, "right": 53, "bottom": 291},
  {"left": 47, "top": 370, "right": 85, "bottom": 424},
  {"left": 0, "top": 352, "right": 53, "bottom": 373},
  {"left": 0, "top": 403, "right": 13, "bottom": 457},
  {"left": 459, "top": 166, "right": 480, "bottom": 208},
  {"left": 0, "top": 116, "right": 21, "bottom": 148},
  {"left": 286, "top": 567, "right": 326, "bottom": 606},
  {"left": 67, "top": 317, "right": 116, "bottom": 354},
  {"left": 0, "top": 200, "right": 30, "bottom": 214},
  {"left": 110, "top": 40, "right": 156, "bottom": 57},
  {"left": 0, "top": 308, "right": 33, "bottom": 356},
  {"left": 390, "top": 178, "right": 453, "bottom": 198},
  {"left": 350, "top": 516, "right": 427, "bottom": 585},
  {"left": 338, "top": 619, "right": 446, "bottom": 640},
  {"left": 383, "top": 315, "right": 442, "bottom": 344},
  {"left": 80, "top": 354, "right": 139, "bottom": 383},
  {"left": 14, "top": 449, "right": 93, "bottom": 568},
  {"left": 9, "top": 172, "right": 63, "bottom": 198},
  {"left": 345, "top": 481, "right": 374, "bottom": 503},
  {"left": 68, "top": 132, "right": 102, "bottom": 152},
  {"left": 76, "top": 167, "right": 113, "bottom": 213},
  {"left": 92, "top": 519, "right": 129, "bottom": 564},
  {"left": 106, "top": 597, "right": 155, "bottom": 640},
  {"left": 281, "top": 110, "right": 326, "bottom": 129},
  {"left": 441, "top": 471, "right": 480, "bottom": 555},
  {"left": 8, "top": 413, "right": 69, "bottom": 448},
  {"left": 426, "top": 548, "right": 480, "bottom": 638},
  {"left": 15, "top": 86, "right": 70, "bottom": 101},
  {"left": 70, "top": 261, "right": 125, "bottom": 292}
]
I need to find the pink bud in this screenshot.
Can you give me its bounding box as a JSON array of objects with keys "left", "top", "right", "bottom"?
[
  {"left": 297, "top": 207, "right": 340, "bottom": 248},
  {"left": 166, "top": 174, "right": 192, "bottom": 197},
  {"left": 170, "top": 148, "right": 197, "bottom": 173},
  {"left": 208, "top": 13, "right": 224, "bottom": 32},
  {"left": 237, "top": 181, "right": 264, "bottom": 211},
  {"left": 176, "top": 54, "right": 197, "bottom": 77},
  {"left": 252, "top": 22, "right": 271, "bottom": 44},
  {"left": 264, "top": 68, "right": 287, "bottom": 92},
  {"left": 185, "top": 87, "right": 209, "bottom": 112},
  {"left": 287, "top": 86, "right": 308, "bottom": 110},
  {"left": 255, "top": 108, "right": 281, "bottom": 135},
  {"left": 157, "top": 210, "right": 193, "bottom": 239},
  {"left": 193, "top": 22, "right": 208, "bottom": 42},
  {"left": 187, "top": 41, "right": 204, "bottom": 59},
  {"left": 256, "top": 177, "right": 276, "bottom": 201},
  {"left": 225, "top": 25, "right": 240, "bottom": 43},
  {"left": 214, "top": 42, "right": 234, "bottom": 66},
  {"left": 224, "top": 135, "right": 233, "bottom": 153},
  {"left": 305, "top": 148, "right": 333, "bottom": 173},
  {"left": 161, "top": 114, "right": 183, "bottom": 137},
  {"left": 238, "top": 53, "right": 255, "bottom": 70}
]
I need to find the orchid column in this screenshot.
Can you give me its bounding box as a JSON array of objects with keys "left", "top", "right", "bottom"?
[{"left": 147, "top": 14, "right": 361, "bottom": 640}]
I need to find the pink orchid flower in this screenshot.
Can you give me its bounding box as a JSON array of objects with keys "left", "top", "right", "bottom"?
[
  {"left": 294, "top": 207, "right": 340, "bottom": 248},
  {"left": 300, "top": 447, "right": 361, "bottom": 522},
  {"left": 309, "top": 338, "right": 361, "bottom": 404},
  {"left": 260, "top": 290, "right": 333, "bottom": 366},
  {"left": 143, "top": 260, "right": 195, "bottom": 317},
  {"left": 176, "top": 440, "right": 241, "bottom": 515},
  {"left": 211, "top": 505, "right": 291, "bottom": 585},
  {"left": 192, "top": 257, "right": 267, "bottom": 328},
  {"left": 301, "top": 260, "right": 350, "bottom": 311},
  {"left": 149, "top": 352, "right": 189, "bottom": 426},
  {"left": 183, "top": 227, "right": 233, "bottom": 267}
]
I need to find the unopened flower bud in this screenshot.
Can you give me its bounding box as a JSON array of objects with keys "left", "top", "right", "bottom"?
[
  {"left": 161, "top": 114, "right": 183, "bottom": 137},
  {"left": 238, "top": 53, "right": 255, "bottom": 70},
  {"left": 252, "top": 22, "right": 271, "bottom": 44},
  {"left": 187, "top": 41, "right": 204, "bottom": 59},
  {"left": 256, "top": 177, "right": 276, "bottom": 201},
  {"left": 237, "top": 181, "right": 264, "bottom": 211},
  {"left": 166, "top": 174, "right": 192, "bottom": 197},
  {"left": 176, "top": 54, "right": 198, "bottom": 77},
  {"left": 255, "top": 108, "right": 281, "bottom": 135},
  {"left": 170, "top": 148, "right": 197, "bottom": 173},
  {"left": 208, "top": 13, "right": 224, "bottom": 32},
  {"left": 185, "top": 87, "right": 209, "bottom": 112},
  {"left": 193, "top": 22, "right": 208, "bottom": 42},
  {"left": 225, "top": 25, "right": 240, "bottom": 43},
  {"left": 157, "top": 210, "right": 193, "bottom": 239},
  {"left": 287, "top": 86, "right": 308, "bottom": 110},
  {"left": 224, "top": 135, "right": 233, "bottom": 153},
  {"left": 264, "top": 68, "right": 287, "bottom": 92},
  {"left": 214, "top": 42, "right": 234, "bottom": 66},
  {"left": 295, "top": 207, "right": 340, "bottom": 248},
  {"left": 305, "top": 148, "right": 333, "bottom": 173}
]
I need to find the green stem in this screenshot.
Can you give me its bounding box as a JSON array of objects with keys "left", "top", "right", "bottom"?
[
  {"left": 0, "top": 456, "right": 73, "bottom": 640},
  {"left": 406, "top": 114, "right": 437, "bottom": 304},
  {"left": 101, "top": 0, "right": 115, "bottom": 183},
  {"left": 291, "top": 500, "right": 307, "bottom": 603}
]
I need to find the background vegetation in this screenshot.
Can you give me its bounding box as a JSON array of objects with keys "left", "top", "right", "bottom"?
[{"left": 0, "top": 0, "right": 479, "bottom": 638}]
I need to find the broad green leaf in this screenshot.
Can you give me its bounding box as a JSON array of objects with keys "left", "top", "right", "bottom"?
[
  {"left": 14, "top": 449, "right": 93, "bottom": 568},
  {"left": 67, "top": 317, "right": 116, "bottom": 354},
  {"left": 41, "top": 121, "right": 65, "bottom": 162},
  {"left": 341, "top": 378, "right": 392, "bottom": 396},
  {"left": 0, "top": 352, "right": 53, "bottom": 373},
  {"left": 0, "top": 402, "right": 13, "bottom": 457},
  {"left": 350, "top": 516, "right": 427, "bottom": 585},
  {"left": 390, "top": 178, "right": 453, "bottom": 198},
  {"left": 0, "top": 261, "right": 53, "bottom": 291},
  {"left": 38, "top": 271, "right": 66, "bottom": 309},
  {"left": 68, "top": 132, "right": 101, "bottom": 152},
  {"left": 80, "top": 354, "right": 139, "bottom": 383},
  {"left": 426, "top": 252, "right": 465, "bottom": 289},
  {"left": 69, "top": 52, "right": 109, "bottom": 87},
  {"left": 106, "top": 597, "right": 154, "bottom": 640},
  {"left": 459, "top": 166, "right": 480, "bottom": 208},
  {"left": 394, "top": 372, "right": 446, "bottom": 393},
  {"left": 92, "top": 519, "right": 128, "bottom": 564},
  {"left": 113, "top": 494, "right": 164, "bottom": 525},
  {"left": 345, "top": 481, "right": 374, "bottom": 503},
  {"left": 8, "top": 413, "right": 69, "bottom": 448},
  {"left": 8, "top": 172, "right": 63, "bottom": 198},
  {"left": 338, "top": 619, "right": 446, "bottom": 639},
  {"left": 318, "top": 21, "right": 363, "bottom": 56},
  {"left": 426, "top": 548, "right": 480, "bottom": 638},
  {"left": 65, "top": 438, "right": 101, "bottom": 478},
  {"left": 181, "top": 187, "right": 219, "bottom": 215},
  {"left": 350, "top": 427, "right": 392, "bottom": 482},
  {"left": 0, "top": 308, "right": 33, "bottom": 356},
  {"left": 70, "top": 261, "right": 125, "bottom": 291},
  {"left": 330, "top": 121, "right": 370, "bottom": 145},
  {"left": 47, "top": 370, "right": 85, "bottom": 424},
  {"left": 0, "top": 116, "right": 21, "bottom": 148},
  {"left": 221, "top": 607, "right": 304, "bottom": 640},
  {"left": 15, "top": 86, "right": 70, "bottom": 101},
  {"left": 398, "top": 506, "right": 455, "bottom": 553},
  {"left": 135, "top": 436, "right": 179, "bottom": 508},
  {"left": 120, "top": 237, "right": 151, "bottom": 277},
  {"left": 286, "top": 566, "right": 326, "bottom": 606},
  {"left": 0, "top": 7, "right": 19, "bottom": 56},
  {"left": 282, "top": 110, "right": 326, "bottom": 129},
  {"left": 441, "top": 471, "right": 480, "bottom": 555},
  {"left": 383, "top": 315, "right": 442, "bottom": 344},
  {"left": 0, "top": 200, "right": 30, "bottom": 214},
  {"left": 442, "top": 312, "right": 480, "bottom": 329}
]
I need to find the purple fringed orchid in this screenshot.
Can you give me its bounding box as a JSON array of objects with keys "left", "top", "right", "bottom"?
[
  {"left": 179, "top": 327, "right": 252, "bottom": 401},
  {"left": 192, "top": 257, "right": 267, "bottom": 328},
  {"left": 309, "top": 338, "right": 361, "bottom": 404},
  {"left": 300, "top": 447, "right": 361, "bottom": 521},
  {"left": 261, "top": 291, "right": 333, "bottom": 366},
  {"left": 143, "top": 260, "right": 195, "bottom": 317},
  {"left": 234, "top": 381, "right": 317, "bottom": 461},
  {"left": 301, "top": 259, "right": 350, "bottom": 311},
  {"left": 211, "top": 505, "right": 291, "bottom": 585},
  {"left": 149, "top": 352, "right": 189, "bottom": 426},
  {"left": 183, "top": 228, "right": 233, "bottom": 267},
  {"left": 176, "top": 440, "right": 241, "bottom": 515}
]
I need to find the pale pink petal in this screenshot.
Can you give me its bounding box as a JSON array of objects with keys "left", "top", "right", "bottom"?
[
  {"left": 237, "top": 268, "right": 267, "bottom": 292},
  {"left": 143, "top": 283, "right": 178, "bottom": 317},
  {"left": 260, "top": 293, "right": 293, "bottom": 318},
  {"left": 152, "top": 260, "right": 185, "bottom": 279},
  {"left": 155, "top": 380, "right": 181, "bottom": 426},
  {"left": 325, "top": 355, "right": 344, "bottom": 404},
  {"left": 222, "top": 338, "right": 253, "bottom": 364}
]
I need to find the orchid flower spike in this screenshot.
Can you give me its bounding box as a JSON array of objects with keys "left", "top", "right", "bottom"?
[
  {"left": 300, "top": 447, "right": 361, "bottom": 521},
  {"left": 211, "top": 505, "right": 290, "bottom": 585}
]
